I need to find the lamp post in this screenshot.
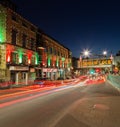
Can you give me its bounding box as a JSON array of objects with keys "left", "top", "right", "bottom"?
[
  {"left": 79, "top": 49, "right": 90, "bottom": 68},
  {"left": 79, "top": 49, "right": 90, "bottom": 75}
]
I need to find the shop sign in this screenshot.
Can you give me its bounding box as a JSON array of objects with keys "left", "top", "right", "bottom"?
[
  {"left": 9, "top": 66, "right": 29, "bottom": 71},
  {"left": 82, "top": 59, "right": 112, "bottom": 67},
  {"left": 43, "top": 68, "right": 57, "bottom": 72},
  {"left": 30, "top": 68, "right": 35, "bottom": 72},
  {"left": 52, "top": 69, "right": 57, "bottom": 72}
]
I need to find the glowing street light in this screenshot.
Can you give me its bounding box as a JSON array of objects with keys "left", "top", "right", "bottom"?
[
  {"left": 103, "top": 51, "right": 107, "bottom": 56},
  {"left": 83, "top": 49, "right": 90, "bottom": 57}
]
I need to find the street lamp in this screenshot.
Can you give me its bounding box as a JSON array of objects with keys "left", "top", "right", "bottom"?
[
  {"left": 79, "top": 49, "right": 90, "bottom": 64},
  {"left": 81, "top": 49, "right": 90, "bottom": 75},
  {"left": 83, "top": 49, "right": 90, "bottom": 58},
  {"left": 103, "top": 51, "right": 107, "bottom": 56}
]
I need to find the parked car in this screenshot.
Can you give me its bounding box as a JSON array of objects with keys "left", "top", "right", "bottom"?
[{"left": 33, "top": 77, "right": 53, "bottom": 87}]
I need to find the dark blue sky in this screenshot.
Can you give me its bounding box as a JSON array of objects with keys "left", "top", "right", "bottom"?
[{"left": 12, "top": 0, "right": 120, "bottom": 57}]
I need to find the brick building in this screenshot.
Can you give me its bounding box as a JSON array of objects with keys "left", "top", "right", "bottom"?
[
  {"left": 0, "top": 0, "right": 72, "bottom": 85},
  {"left": 36, "top": 29, "right": 72, "bottom": 80}
]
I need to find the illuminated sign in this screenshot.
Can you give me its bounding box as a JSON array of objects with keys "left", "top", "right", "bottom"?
[
  {"left": 30, "top": 68, "right": 35, "bottom": 72},
  {"left": 82, "top": 59, "right": 112, "bottom": 67},
  {"left": 43, "top": 68, "right": 57, "bottom": 72},
  {"left": 9, "top": 66, "right": 29, "bottom": 71}
]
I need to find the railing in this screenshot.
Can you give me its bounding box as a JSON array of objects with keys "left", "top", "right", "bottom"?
[{"left": 107, "top": 74, "right": 120, "bottom": 90}]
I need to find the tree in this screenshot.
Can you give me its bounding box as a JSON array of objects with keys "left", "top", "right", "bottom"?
[
  {"left": 117, "top": 62, "right": 120, "bottom": 70},
  {"left": 116, "top": 50, "right": 120, "bottom": 56}
]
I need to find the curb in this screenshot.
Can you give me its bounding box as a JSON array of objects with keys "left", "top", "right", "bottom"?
[{"left": 106, "top": 79, "right": 120, "bottom": 92}]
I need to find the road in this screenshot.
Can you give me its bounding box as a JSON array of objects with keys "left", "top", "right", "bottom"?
[{"left": 0, "top": 79, "right": 120, "bottom": 127}]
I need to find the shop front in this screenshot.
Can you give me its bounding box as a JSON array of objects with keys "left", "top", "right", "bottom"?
[
  {"left": 29, "top": 67, "right": 36, "bottom": 83},
  {"left": 9, "top": 66, "right": 29, "bottom": 85},
  {"left": 42, "top": 68, "right": 58, "bottom": 80},
  {"left": 58, "top": 68, "right": 65, "bottom": 79}
]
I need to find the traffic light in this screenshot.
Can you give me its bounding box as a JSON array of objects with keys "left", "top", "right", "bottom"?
[
  {"left": 90, "top": 69, "right": 95, "bottom": 74},
  {"left": 95, "top": 68, "right": 100, "bottom": 73}
]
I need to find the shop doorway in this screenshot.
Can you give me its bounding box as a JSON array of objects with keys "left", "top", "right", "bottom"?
[{"left": 11, "top": 71, "right": 16, "bottom": 83}]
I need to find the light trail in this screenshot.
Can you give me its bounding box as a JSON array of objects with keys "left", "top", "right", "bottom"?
[
  {"left": 0, "top": 85, "right": 74, "bottom": 108},
  {"left": 0, "top": 86, "right": 56, "bottom": 99}
]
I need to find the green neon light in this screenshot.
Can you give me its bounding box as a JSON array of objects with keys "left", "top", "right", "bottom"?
[
  {"left": 56, "top": 58, "right": 59, "bottom": 67},
  {"left": 35, "top": 53, "right": 39, "bottom": 65},
  {"left": 62, "top": 57, "right": 65, "bottom": 62},
  {"left": 48, "top": 55, "right": 51, "bottom": 66},
  {"left": 18, "top": 49, "right": 23, "bottom": 63},
  {"left": 0, "top": 6, "right": 6, "bottom": 43},
  {"left": 62, "top": 62, "right": 64, "bottom": 67}
]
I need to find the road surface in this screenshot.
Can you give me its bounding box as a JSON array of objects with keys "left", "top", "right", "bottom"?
[{"left": 0, "top": 80, "right": 120, "bottom": 127}]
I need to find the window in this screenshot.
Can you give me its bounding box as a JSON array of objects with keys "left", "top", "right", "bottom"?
[
  {"left": 30, "top": 26, "right": 36, "bottom": 32},
  {"left": 58, "top": 51, "right": 60, "bottom": 56},
  {"left": 54, "top": 49, "right": 56, "bottom": 55},
  {"left": 39, "top": 55, "right": 42, "bottom": 64},
  {"left": 22, "top": 22, "right": 28, "bottom": 28},
  {"left": 31, "top": 38, "right": 35, "bottom": 49},
  {"left": 50, "top": 47, "right": 52, "bottom": 54},
  {"left": 22, "top": 34, "right": 27, "bottom": 47},
  {"left": 11, "top": 52, "right": 18, "bottom": 64},
  {"left": 31, "top": 56, "right": 35, "bottom": 65},
  {"left": 12, "top": 14, "right": 18, "bottom": 22},
  {"left": 22, "top": 55, "right": 27, "bottom": 65},
  {"left": 11, "top": 29, "right": 17, "bottom": 45},
  {"left": 46, "top": 47, "right": 49, "bottom": 53}
]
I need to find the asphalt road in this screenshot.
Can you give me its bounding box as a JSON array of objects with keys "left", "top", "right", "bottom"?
[{"left": 0, "top": 80, "right": 120, "bottom": 127}]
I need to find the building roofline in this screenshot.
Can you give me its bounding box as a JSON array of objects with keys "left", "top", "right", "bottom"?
[
  {"left": 37, "top": 28, "right": 71, "bottom": 51},
  {"left": 1, "top": 0, "right": 72, "bottom": 53}
]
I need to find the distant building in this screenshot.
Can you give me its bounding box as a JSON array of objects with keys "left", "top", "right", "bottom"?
[
  {"left": 112, "top": 56, "right": 120, "bottom": 73},
  {"left": 72, "top": 57, "right": 81, "bottom": 76},
  {"left": 113, "top": 56, "right": 120, "bottom": 65}
]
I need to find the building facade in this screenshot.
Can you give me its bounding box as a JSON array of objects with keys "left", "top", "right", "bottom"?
[
  {"left": 112, "top": 56, "right": 120, "bottom": 73},
  {"left": 36, "top": 30, "right": 72, "bottom": 80},
  {"left": 0, "top": 0, "right": 72, "bottom": 85},
  {"left": 0, "top": 1, "right": 38, "bottom": 84}
]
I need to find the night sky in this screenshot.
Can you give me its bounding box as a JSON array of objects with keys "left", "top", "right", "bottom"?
[{"left": 12, "top": 0, "right": 120, "bottom": 57}]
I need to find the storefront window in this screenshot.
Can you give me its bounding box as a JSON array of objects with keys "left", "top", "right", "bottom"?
[
  {"left": 22, "top": 55, "right": 27, "bottom": 65},
  {"left": 31, "top": 56, "right": 35, "bottom": 65},
  {"left": 11, "top": 52, "right": 18, "bottom": 64}
]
